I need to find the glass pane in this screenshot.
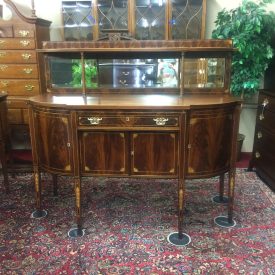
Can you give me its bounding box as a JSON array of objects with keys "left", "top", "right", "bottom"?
[
  {"left": 135, "top": 0, "right": 166, "bottom": 40},
  {"left": 97, "top": 58, "right": 179, "bottom": 88},
  {"left": 62, "top": 1, "right": 94, "bottom": 41},
  {"left": 184, "top": 58, "right": 225, "bottom": 88},
  {"left": 171, "top": 0, "right": 203, "bottom": 39},
  {"left": 97, "top": 0, "right": 128, "bottom": 37}
]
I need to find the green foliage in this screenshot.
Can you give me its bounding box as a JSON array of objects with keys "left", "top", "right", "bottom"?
[
  {"left": 212, "top": 0, "right": 275, "bottom": 97},
  {"left": 71, "top": 60, "right": 98, "bottom": 88}
]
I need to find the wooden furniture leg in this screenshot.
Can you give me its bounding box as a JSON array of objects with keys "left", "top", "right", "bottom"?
[{"left": 0, "top": 142, "right": 9, "bottom": 193}]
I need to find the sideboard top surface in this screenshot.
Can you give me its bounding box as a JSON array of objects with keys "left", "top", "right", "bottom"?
[{"left": 28, "top": 94, "right": 242, "bottom": 110}]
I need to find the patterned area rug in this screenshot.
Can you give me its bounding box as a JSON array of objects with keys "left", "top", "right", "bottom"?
[{"left": 0, "top": 169, "right": 274, "bottom": 274}]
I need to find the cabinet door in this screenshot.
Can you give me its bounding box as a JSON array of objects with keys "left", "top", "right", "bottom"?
[
  {"left": 79, "top": 131, "right": 128, "bottom": 175},
  {"left": 35, "top": 111, "right": 73, "bottom": 173},
  {"left": 186, "top": 108, "right": 234, "bottom": 178},
  {"left": 131, "top": 132, "right": 178, "bottom": 176}
]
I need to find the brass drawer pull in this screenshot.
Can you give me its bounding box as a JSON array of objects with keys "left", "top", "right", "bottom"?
[
  {"left": 259, "top": 114, "right": 264, "bottom": 120},
  {"left": 23, "top": 68, "right": 33, "bottom": 74},
  {"left": 119, "top": 80, "right": 128, "bottom": 86},
  {"left": 122, "top": 71, "right": 130, "bottom": 76},
  {"left": 19, "top": 30, "right": 30, "bottom": 37},
  {"left": 25, "top": 85, "right": 35, "bottom": 91},
  {"left": 0, "top": 65, "right": 8, "bottom": 71},
  {"left": 0, "top": 52, "right": 7, "bottom": 58},
  {"left": 0, "top": 81, "right": 9, "bottom": 87},
  {"left": 257, "top": 131, "right": 262, "bottom": 139},
  {"left": 20, "top": 40, "right": 31, "bottom": 47},
  {"left": 153, "top": 117, "right": 169, "bottom": 126},
  {"left": 255, "top": 151, "right": 261, "bottom": 159},
  {"left": 87, "top": 117, "right": 102, "bottom": 125},
  {"left": 262, "top": 98, "right": 269, "bottom": 107},
  {"left": 22, "top": 53, "right": 32, "bottom": 60}
]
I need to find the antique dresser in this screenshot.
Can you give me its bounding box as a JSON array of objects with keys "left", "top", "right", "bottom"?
[
  {"left": 249, "top": 90, "right": 275, "bottom": 191},
  {"left": 0, "top": 0, "right": 51, "bottom": 168},
  {"left": 28, "top": 40, "right": 242, "bottom": 245}
]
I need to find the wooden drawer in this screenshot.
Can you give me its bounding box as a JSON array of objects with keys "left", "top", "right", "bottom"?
[
  {"left": 78, "top": 112, "right": 180, "bottom": 128},
  {"left": 258, "top": 92, "right": 275, "bottom": 113},
  {"left": 14, "top": 28, "right": 35, "bottom": 38},
  {"left": 0, "top": 64, "right": 38, "bottom": 79},
  {"left": 256, "top": 108, "right": 275, "bottom": 134},
  {"left": 0, "top": 79, "right": 39, "bottom": 96},
  {"left": 0, "top": 38, "right": 35, "bottom": 50},
  {"left": 0, "top": 50, "right": 37, "bottom": 63},
  {"left": 254, "top": 126, "right": 275, "bottom": 154}
]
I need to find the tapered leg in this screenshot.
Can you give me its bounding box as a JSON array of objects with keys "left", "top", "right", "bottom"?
[
  {"left": 167, "top": 178, "right": 191, "bottom": 246},
  {"left": 31, "top": 168, "right": 47, "bottom": 218},
  {"left": 68, "top": 176, "right": 85, "bottom": 237},
  {"left": 52, "top": 174, "right": 58, "bottom": 196},
  {"left": 212, "top": 173, "right": 229, "bottom": 203}
]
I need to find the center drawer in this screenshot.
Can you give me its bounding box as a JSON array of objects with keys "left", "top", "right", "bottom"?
[{"left": 78, "top": 112, "right": 180, "bottom": 128}]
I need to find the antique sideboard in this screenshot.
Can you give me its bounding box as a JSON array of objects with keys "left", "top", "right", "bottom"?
[{"left": 28, "top": 40, "right": 242, "bottom": 245}]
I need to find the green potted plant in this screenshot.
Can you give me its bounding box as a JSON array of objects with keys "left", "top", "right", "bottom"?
[
  {"left": 212, "top": 0, "right": 275, "bottom": 98},
  {"left": 212, "top": 0, "right": 275, "bottom": 159}
]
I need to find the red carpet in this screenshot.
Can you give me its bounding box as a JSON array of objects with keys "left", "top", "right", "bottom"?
[{"left": 0, "top": 169, "right": 274, "bottom": 274}]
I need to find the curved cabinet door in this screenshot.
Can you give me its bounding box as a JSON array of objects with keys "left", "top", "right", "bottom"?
[
  {"left": 34, "top": 110, "right": 73, "bottom": 174},
  {"left": 186, "top": 106, "right": 234, "bottom": 178}
]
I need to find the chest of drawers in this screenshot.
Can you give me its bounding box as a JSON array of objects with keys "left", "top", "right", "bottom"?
[
  {"left": 0, "top": 0, "right": 51, "bottom": 164},
  {"left": 250, "top": 90, "right": 275, "bottom": 191}
]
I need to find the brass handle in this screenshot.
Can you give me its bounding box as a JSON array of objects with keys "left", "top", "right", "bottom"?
[
  {"left": 255, "top": 151, "right": 261, "bottom": 159},
  {"left": 19, "top": 30, "right": 30, "bottom": 37},
  {"left": 153, "top": 117, "right": 169, "bottom": 126},
  {"left": 119, "top": 79, "right": 128, "bottom": 86},
  {"left": 259, "top": 114, "right": 264, "bottom": 120},
  {"left": 20, "top": 40, "right": 31, "bottom": 47},
  {"left": 257, "top": 131, "right": 262, "bottom": 139},
  {"left": 21, "top": 53, "right": 32, "bottom": 60},
  {"left": 262, "top": 98, "right": 269, "bottom": 107},
  {"left": 23, "top": 68, "right": 33, "bottom": 74},
  {"left": 25, "top": 85, "right": 35, "bottom": 91},
  {"left": 0, "top": 52, "right": 7, "bottom": 58},
  {"left": 0, "top": 65, "right": 8, "bottom": 71},
  {"left": 0, "top": 81, "right": 9, "bottom": 87},
  {"left": 87, "top": 117, "right": 102, "bottom": 125},
  {"left": 122, "top": 71, "right": 130, "bottom": 76}
]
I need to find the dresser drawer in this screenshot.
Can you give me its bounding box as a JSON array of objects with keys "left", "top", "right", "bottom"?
[
  {"left": 0, "top": 79, "right": 39, "bottom": 96},
  {"left": 78, "top": 112, "right": 180, "bottom": 128},
  {"left": 0, "top": 50, "right": 37, "bottom": 63},
  {"left": 256, "top": 108, "right": 275, "bottom": 134},
  {"left": 258, "top": 92, "right": 275, "bottom": 113},
  {"left": 0, "top": 64, "right": 38, "bottom": 79},
  {"left": 0, "top": 38, "right": 35, "bottom": 50},
  {"left": 254, "top": 126, "right": 275, "bottom": 153}
]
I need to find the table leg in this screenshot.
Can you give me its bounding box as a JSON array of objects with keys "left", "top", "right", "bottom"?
[
  {"left": 212, "top": 173, "right": 229, "bottom": 203},
  {"left": 0, "top": 142, "right": 9, "bottom": 193}
]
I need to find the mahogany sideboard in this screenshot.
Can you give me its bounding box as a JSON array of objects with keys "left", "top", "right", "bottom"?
[{"left": 28, "top": 40, "right": 242, "bottom": 245}]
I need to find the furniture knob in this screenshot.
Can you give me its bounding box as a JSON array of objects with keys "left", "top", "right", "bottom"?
[
  {"left": 19, "top": 30, "right": 30, "bottom": 37},
  {"left": 67, "top": 143, "right": 71, "bottom": 148},
  {"left": 0, "top": 52, "right": 7, "bottom": 58},
  {"left": 257, "top": 131, "right": 262, "bottom": 139},
  {"left": 262, "top": 98, "right": 269, "bottom": 107},
  {"left": 153, "top": 117, "right": 169, "bottom": 126},
  {"left": 21, "top": 53, "right": 32, "bottom": 60},
  {"left": 255, "top": 151, "right": 261, "bottom": 158},
  {"left": 125, "top": 116, "right": 130, "bottom": 121},
  {"left": 87, "top": 117, "right": 102, "bottom": 125},
  {"left": 1, "top": 81, "right": 9, "bottom": 87},
  {"left": 25, "top": 85, "right": 35, "bottom": 91},
  {"left": 23, "top": 68, "right": 33, "bottom": 74},
  {"left": 0, "top": 65, "right": 8, "bottom": 71},
  {"left": 20, "top": 40, "right": 31, "bottom": 47},
  {"left": 119, "top": 79, "right": 128, "bottom": 85}
]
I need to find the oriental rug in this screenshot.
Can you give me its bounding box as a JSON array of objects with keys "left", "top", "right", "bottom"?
[{"left": 0, "top": 169, "right": 274, "bottom": 274}]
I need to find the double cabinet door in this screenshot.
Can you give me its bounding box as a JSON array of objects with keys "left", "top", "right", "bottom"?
[{"left": 79, "top": 131, "right": 178, "bottom": 177}]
